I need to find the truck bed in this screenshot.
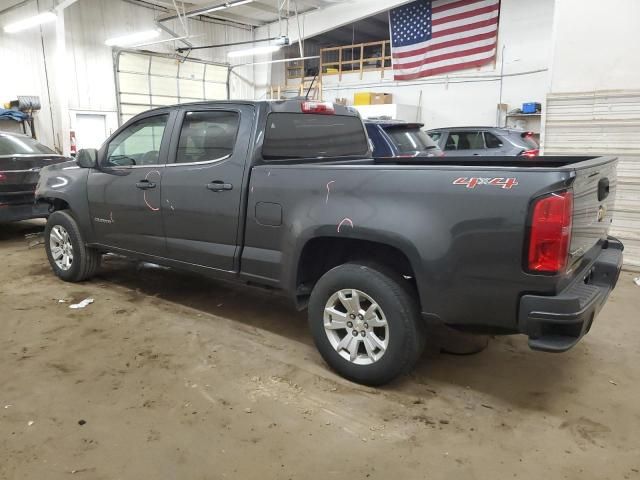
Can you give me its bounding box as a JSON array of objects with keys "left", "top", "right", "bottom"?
[{"left": 242, "top": 154, "right": 618, "bottom": 334}]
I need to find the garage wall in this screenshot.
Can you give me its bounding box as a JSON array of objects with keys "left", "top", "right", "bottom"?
[
  {"left": 542, "top": 0, "right": 640, "bottom": 268},
  {"left": 0, "top": 0, "right": 58, "bottom": 149},
  {"left": 257, "top": 0, "right": 554, "bottom": 130},
  {"left": 0, "top": 0, "right": 254, "bottom": 152}
]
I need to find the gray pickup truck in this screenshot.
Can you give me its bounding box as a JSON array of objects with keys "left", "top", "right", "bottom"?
[{"left": 35, "top": 99, "right": 623, "bottom": 385}]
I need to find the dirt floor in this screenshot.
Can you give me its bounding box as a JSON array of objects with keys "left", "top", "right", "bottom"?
[{"left": 1, "top": 220, "right": 639, "bottom": 480}]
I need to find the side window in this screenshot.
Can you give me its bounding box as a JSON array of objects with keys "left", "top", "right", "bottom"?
[
  {"left": 446, "top": 131, "right": 484, "bottom": 150},
  {"left": 428, "top": 132, "right": 442, "bottom": 142},
  {"left": 176, "top": 111, "right": 240, "bottom": 164},
  {"left": 484, "top": 132, "right": 503, "bottom": 148},
  {"left": 105, "top": 115, "right": 168, "bottom": 167}
]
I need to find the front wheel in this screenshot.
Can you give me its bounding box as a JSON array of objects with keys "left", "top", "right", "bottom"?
[
  {"left": 308, "top": 263, "right": 425, "bottom": 386},
  {"left": 44, "top": 210, "right": 100, "bottom": 282}
]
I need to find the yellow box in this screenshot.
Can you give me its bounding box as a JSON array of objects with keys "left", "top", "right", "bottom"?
[{"left": 354, "top": 92, "right": 373, "bottom": 105}]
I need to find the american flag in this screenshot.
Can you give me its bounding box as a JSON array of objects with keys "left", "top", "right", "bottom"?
[{"left": 390, "top": 0, "right": 501, "bottom": 81}]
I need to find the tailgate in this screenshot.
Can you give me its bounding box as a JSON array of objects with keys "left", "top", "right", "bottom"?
[{"left": 569, "top": 157, "right": 617, "bottom": 265}]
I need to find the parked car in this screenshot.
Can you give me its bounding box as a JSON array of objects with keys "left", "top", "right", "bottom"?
[
  {"left": 427, "top": 126, "right": 540, "bottom": 157},
  {"left": 365, "top": 119, "right": 444, "bottom": 158},
  {"left": 0, "top": 131, "right": 68, "bottom": 223},
  {"left": 35, "top": 100, "right": 622, "bottom": 386}
]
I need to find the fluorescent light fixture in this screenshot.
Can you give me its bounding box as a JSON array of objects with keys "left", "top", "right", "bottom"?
[
  {"left": 105, "top": 29, "right": 161, "bottom": 47},
  {"left": 3, "top": 11, "right": 56, "bottom": 33},
  {"left": 189, "top": 0, "right": 254, "bottom": 17},
  {"left": 228, "top": 0, "right": 254, "bottom": 7},
  {"left": 228, "top": 45, "right": 280, "bottom": 58},
  {"left": 133, "top": 35, "right": 190, "bottom": 47}
]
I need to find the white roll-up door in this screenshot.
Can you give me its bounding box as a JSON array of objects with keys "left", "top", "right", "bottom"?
[
  {"left": 115, "top": 50, "right": 228, "bottom": 124},
  {"left": 544, "top": 90, "right": 640, "bottom": 268}
]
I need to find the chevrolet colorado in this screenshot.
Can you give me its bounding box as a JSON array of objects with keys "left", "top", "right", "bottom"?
[{"left": 35, "top": 100, "right": 623, "bottom": 385}]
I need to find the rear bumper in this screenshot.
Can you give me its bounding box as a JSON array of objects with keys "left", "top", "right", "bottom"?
[
  {"left": 0, "top": 202, "right": 50, "bottom": 223},
  {"left": 518, "top": 237, "right": 624, "bottom": 352}
]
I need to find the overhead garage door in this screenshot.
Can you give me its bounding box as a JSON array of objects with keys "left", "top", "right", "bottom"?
[
  {"left": 115, "top": 50, "right": 228, "bottom": 124},
  {"left": 544, "top": 90, "right": 640, "bottom": 268}
]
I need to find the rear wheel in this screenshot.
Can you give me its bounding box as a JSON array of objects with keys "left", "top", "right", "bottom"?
[
  {"left": 308, "top": 263, "right": 425, "bottom": 386},
  {"left": 45, "top": 210, "right": 100, "bottom": 282}
]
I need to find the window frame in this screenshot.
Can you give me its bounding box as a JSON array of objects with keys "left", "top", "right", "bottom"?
[
  {"left": 167, "top": 108, "right": 243, "bottom": 167},
  {"left": 101, "top": 113, "right": 171, "bottom": 169}
]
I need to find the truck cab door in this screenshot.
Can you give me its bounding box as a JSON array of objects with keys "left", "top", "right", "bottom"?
[
  {"left": 87, "top": 112, "right": 174, "bottom": 256},
  {"left": 160, "top": 106, "right": 253, "bottom": 272}
]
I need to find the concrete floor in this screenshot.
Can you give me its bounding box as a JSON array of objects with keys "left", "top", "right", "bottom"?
[{"left": 1, "top": 220, "right": 639, "bottom": 480}]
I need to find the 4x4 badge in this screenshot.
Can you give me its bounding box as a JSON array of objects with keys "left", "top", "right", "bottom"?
[{"left": 453, "top": 177, "right": 518, "bottom": 189}]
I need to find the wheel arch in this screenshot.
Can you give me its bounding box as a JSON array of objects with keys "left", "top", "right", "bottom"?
[{"left": 291, "top": 232, "right": 424, "bottom": 310}]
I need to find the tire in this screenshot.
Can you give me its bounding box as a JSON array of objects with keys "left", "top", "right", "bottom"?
[
  {"left": 308, "top": 262, "right": 425, "bottom": 386},
  {"left": 44, "top": 210, "right": 100, "bottom": 282}
]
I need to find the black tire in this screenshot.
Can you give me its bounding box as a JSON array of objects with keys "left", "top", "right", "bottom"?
[
  {"left": 44, "top": 210, "right": 100, "bottom": 282},
  {"left": 308, "top": 262, "right": 425, "bottom": 386}
]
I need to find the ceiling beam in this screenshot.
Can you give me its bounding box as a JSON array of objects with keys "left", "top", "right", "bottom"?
[{"left": 244, "top": 1, "right": 280, "bottom": 15}]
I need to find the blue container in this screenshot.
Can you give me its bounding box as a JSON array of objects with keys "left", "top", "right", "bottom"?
[{"left": 522, "top": 102, "right": 541, "bottom": 114}]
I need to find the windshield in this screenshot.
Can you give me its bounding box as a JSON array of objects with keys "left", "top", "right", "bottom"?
[
  {"left": 263, "top": 113, "right": 369, "bottom": 159},
  {"left": 0, "top": 134, "right": 56, "bottom": 155},
  {"left": 384, "top": 127, "right": 438, "bottom": 154}
]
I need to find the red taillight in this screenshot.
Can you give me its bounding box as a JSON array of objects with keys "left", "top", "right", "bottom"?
[
  {"left": 0, "top": 173, "right": 6, "bottom": 182},
  {"left": 70, "top": 130, "right": 77, "bottom": 155},
  {"left": 527, "top": 191, "right": 573, "bottom": 273},
  {"left": 521, "top": 149, "right": 539, "bottom": 158},
  {"left": 301, "top": 101, "right": 335, "bottom": 114}
]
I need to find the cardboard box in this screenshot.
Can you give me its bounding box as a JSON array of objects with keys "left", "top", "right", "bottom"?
[
  {"left": 371, "top": 93, "right": 393, "bottom": 105},
  {"left": 354, "top": 92, "right": 373, "bottom": 105}
]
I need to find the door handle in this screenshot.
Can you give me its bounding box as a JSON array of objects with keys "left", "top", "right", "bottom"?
[
  {"left": 207, "top": 181, "right": 233, "bottom": 192},
  {"left": 135, "top": 180, "right": 156, "bottom": 189}
]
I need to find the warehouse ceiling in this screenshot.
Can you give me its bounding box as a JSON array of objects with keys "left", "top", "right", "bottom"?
[
  {"left": 311, "top": 10, "right": 388, "bottom": 46},
  {"left": 143, "top": 0, "right": 344, "bottom": 26}
]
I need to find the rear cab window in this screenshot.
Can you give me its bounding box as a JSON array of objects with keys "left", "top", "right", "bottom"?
[{"left": 262, "top": 113, "right": 369, "bottom": 160}]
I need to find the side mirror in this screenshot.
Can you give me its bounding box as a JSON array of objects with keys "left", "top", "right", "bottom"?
[{"left": 76, "top": 148, "right": 98, "bottom": 168}]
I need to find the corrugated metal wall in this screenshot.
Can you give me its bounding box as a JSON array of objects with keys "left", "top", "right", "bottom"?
[{"left": 544, "top": 90, "right": 640, "bottom": 268}]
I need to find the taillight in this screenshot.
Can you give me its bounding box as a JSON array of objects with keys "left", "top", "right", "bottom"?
[
  {"left": 521, "top": 149, "right": 539, "bottom": 158},
  {"left": 70, "top": 130, "right": 77, "bottom": 155},
  {"left": 0, "top": 173, "right": 6, "bottom": 182},
  {"left": 301, "top": 101, "right": 335, "bottom": 114},
  {"left": 527, "top": 191, "right": 573, "bottom": 274}
]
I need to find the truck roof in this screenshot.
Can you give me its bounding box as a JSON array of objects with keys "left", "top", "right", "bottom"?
[{"left": 140, "top": 99, "right": 361, "bottom": 117}]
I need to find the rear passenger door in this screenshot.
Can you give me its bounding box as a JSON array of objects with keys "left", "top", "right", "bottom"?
[
  {"left": 161, "top": 106, "right": 253, "bottom": 271},
  {"left": 443, "top": 131, "right": 485, "bottom": 156}
]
